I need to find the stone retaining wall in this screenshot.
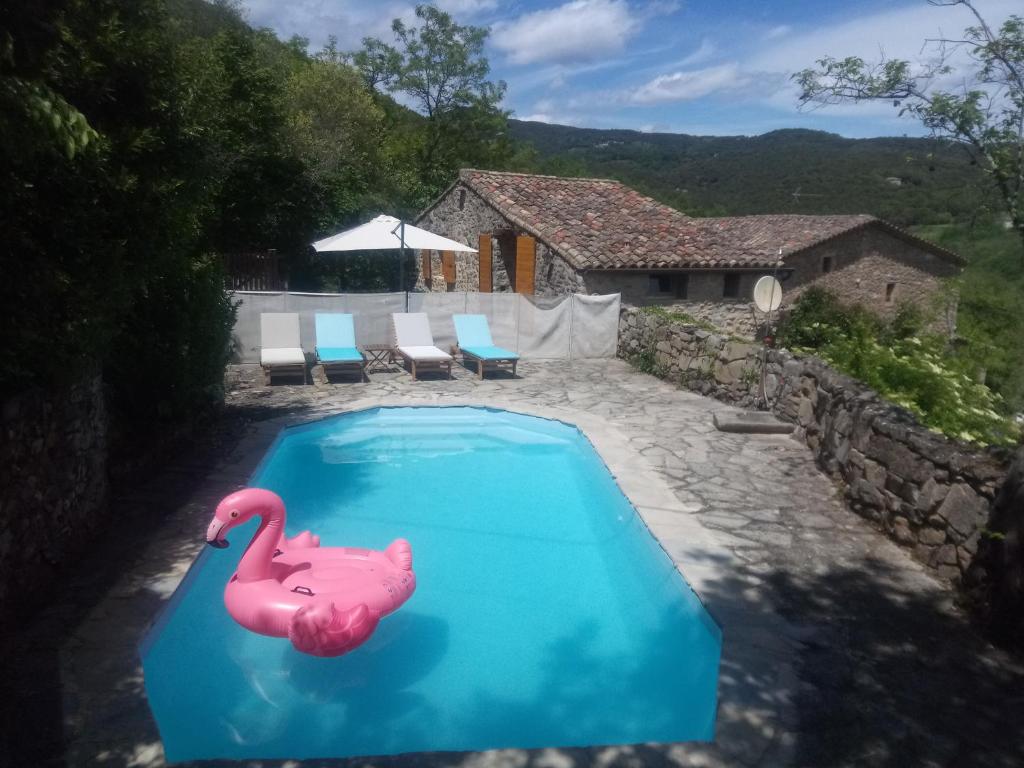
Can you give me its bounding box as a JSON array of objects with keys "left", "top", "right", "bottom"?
[
  {"left": 618, "top": 306, "right": 1017, "bottom": 590},
  {"left": 0, "top": 374, "right": 108, "bottom": 622}
]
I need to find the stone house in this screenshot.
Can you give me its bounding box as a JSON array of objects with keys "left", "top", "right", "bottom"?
[{"left": 415, "top": 169, "right": 962, "bottom": 336}]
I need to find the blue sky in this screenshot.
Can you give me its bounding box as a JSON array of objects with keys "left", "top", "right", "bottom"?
[{"left": 238, "top": 0, "right": 1018, "bottom": 138}]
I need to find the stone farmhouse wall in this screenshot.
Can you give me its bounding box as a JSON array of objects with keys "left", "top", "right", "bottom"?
[
  {"left": 0, "top": 374, "right": 109, "bottom": 620},
  {"left": 617, "top": 307, "right": 1021, "bottom": 612},
  {"left": 585, "top": 269, "right": 769, "bottom": 306},
  {"left": 415, "top": 182, "right": 584, "bottom": 296},
  {"left": 585, "top": 271, "right": 769, "bottom": 337},
  {"left": 785, "top": 227, "right": 959, "bottom": 322},
  {"left": 590, "top": 226, "right": 958, "bottom": 338}
]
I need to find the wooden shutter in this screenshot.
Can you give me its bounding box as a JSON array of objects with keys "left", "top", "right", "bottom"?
[
  {"left": 515, "top": 235, "right": 535, "bottom": 295},
  {"left": 478, "top": 235, "right": 492, "bottom": 292},
  {"left": 421, "top": 251, "right": 432, "bottom": 283},
  {"left": 442, "top": 251, "right": 456, "bottom": 284}
]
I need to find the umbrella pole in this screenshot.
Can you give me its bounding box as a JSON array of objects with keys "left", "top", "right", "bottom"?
[{"left": 400, "top": 220, "right": 408, "bottom": 311}]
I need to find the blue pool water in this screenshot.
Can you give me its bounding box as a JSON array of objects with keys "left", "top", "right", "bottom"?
[{"left": 142, "top": 407, "right": 721, "bottom": 762}]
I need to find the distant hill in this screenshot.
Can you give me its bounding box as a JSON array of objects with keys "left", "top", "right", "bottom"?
[{"left": 508, "top": 120, "right": 995, "bottom": 226}]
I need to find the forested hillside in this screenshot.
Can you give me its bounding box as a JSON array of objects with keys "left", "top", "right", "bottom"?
[{"left": 509, "top": 120, "right": 996, "bottom": 226}]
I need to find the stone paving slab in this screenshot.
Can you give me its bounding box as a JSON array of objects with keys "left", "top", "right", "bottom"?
[{"left": 5, "top": 360, "right": 1023, "bottom": 768}]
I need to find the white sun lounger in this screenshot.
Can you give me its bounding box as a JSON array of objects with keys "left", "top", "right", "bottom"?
[
  {"left": 392, "top": 312, "right": 453, "bottom": 381},
  {"left": 260, "top": 313, "right": 306, "bottom": 384}
]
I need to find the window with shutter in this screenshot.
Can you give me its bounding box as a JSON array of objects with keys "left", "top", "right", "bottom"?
[
  {"left": 515, "top": 235, "right": 535, "bottom": 294},
  {"left": 478, "top": 235, "right": 492, "bottom": 292},
  {"left": 442, "top": 251, "right": 456, "bottom": 285},
  {"left": 421, "top": 251, "right": 432, "bottom": 284}
]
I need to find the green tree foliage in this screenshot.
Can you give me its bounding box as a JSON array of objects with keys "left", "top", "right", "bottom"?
[
  {"left": 353, "top": 5, "right": 511, "bottom": 199},
  {"left": 912, "top": 221, "right": 1024, "bottom": 410},
  {"left": 0, "top": 0, "right": 234, "bottom": 412},
  {"left": 793, "top": 0, "right": 1024, "bottom": 259},
  {"left": 0, "top": 0, "right": 241, "bottom": 429},
  {"left": 777, "top": 288, "right": 1020, "bottom": 446}
]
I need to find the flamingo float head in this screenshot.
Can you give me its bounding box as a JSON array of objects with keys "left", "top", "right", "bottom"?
[{"left": 206, "top": 488, "right": 284, "bottom": 548}]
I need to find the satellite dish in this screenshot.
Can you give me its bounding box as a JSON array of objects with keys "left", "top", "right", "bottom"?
[{"left": 753, "top": 275, "right": 783, "bottom": 313}]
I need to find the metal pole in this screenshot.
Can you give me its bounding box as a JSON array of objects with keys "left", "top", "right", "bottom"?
[
  {"left": 758, "top": 248, "right": 784, "bottom": 409},
  {"left": 400, "top": 220, "right": 408, "bottom": 311}
]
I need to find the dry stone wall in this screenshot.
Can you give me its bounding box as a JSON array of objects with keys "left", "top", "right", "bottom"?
[
  {"left": 618, "top": 306, "right": 1020, "bottom": 604},
  {"left": 0, "top": 374, "right": 108, "bottom": 621}
]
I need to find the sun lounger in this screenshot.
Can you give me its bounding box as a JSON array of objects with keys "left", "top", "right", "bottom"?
[
  {"left": 392, "top": 313, "right": 453, "bottom": 381},
  {"left": 260, "top": 313, "right": 306, "bottom": 384},
  {"left": 314, "top": 313, "right": 367, "bottom": 381},
  {"left": 453, "top": 314, "right": 519, "bottom": 379}
]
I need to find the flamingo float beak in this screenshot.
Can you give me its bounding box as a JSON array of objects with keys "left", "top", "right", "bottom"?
[{"left": 206, "top": 517, "right": 230, "bottom": 548}]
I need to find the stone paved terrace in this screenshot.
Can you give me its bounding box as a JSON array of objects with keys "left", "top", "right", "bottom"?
[{"left": 6, "top": 360, "right": 1023, "bottom": 768}]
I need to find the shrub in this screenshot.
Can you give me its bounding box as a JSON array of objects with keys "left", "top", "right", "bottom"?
[
  {"left": 106, "top": 256, "right": 238, "bottom": 425},
  {"left": 641, "top": 305, "right": 718, "bottom": 333},
  {"left": 780, "top": 288, "right": 1020, "bottom": 446}
]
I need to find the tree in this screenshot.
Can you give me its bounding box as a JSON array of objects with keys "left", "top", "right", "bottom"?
[
  {"left": 794, "top": 1, "right": 1024, "bottom": 259},
  {"left": 352, "top": 4, "right": 509, "bottom": 197},
  {"left": 0, "top": 0, "right": 237, "bottom": 423}
]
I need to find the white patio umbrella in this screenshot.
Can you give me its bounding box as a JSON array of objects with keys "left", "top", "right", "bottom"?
[{"left": 312, "top": 214, "right": 477, "bottom": 305}]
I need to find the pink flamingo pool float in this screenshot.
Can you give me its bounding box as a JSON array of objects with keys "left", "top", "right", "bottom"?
[{"left": 206, "top": 488, "right": 415, "bottom": 657}]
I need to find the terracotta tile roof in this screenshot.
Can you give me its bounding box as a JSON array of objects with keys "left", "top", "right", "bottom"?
[
  {"left": 432, "top": 170, "right": 959, "bottom": 270},
  {"left": 696, "top": 214, "right": 877, "bottom": 264},
  {"left": 457, "top": 169, "right": 726, "bottom": 269}
]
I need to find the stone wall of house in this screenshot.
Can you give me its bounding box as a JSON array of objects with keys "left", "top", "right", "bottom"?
[
  {"left": 785, "top": 227, "right": 959, "bottom": 324},
  {"left": 0, "top": 374, "right": 109, "bottom": 620},
  {"left": 585, "top": 271, "right": 772, "bottom": 338},
  {"left": 416, "top": 182, "right": 584, "bottom": 296},
  {"left": 583, "top": 226, "right": 960, "bottom": 338},
  {"left": 536, "top": 240, "right": 586, "bottom": 295},
  {"left": 618, "top": 306, "right": 1016, "bottom": 595},
  {"left": 585, "top": 270, "right": 770, "bottom": 305}
]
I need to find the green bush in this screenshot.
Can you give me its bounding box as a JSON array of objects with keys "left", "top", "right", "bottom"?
[
  {"left": 107, "top": 256, "right": 238, "bottom": 423},
  {"left": 779, "top": 288, "right": 1020, "bottom": 446},
  {"left": 641, "top": 305, "right": 719, "bottom": 333}
]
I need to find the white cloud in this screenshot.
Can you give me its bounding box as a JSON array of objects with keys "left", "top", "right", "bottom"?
[
  {"left": 764, "top": 25, "right": 791, "bottom": 41},
  {"left": 676, "top": 38, "right": 716, "bottom": 67},
  {"left": 492, "top": 0, "right": 643, "bottom": 66},
  {"left": 237, "top": 0, "right": 498, "bottom": 52},
  {"left": 617, "top": 0, "right": 1021, "bottom": 114},
  {"left": 239, "top": 0, "right": 414, "bottom": 51},
  {"left": 752, "top": 0, "right": 1021, "bottom": 78},
  {"left": 435, "top": 0, "right": 499, "bottom": 15},
  {"left": 748, "top": 0, "right": 1022, "bottom": 118},
  {"left": 631, "top": 63, "right": 768, "bottom": 103}
]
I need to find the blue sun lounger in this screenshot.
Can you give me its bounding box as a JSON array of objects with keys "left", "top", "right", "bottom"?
[
  {"left": 314, "top": 313, "right": 367, "bottom": 381},
  {"left": 453, "top": 314, "right": 519, "bottom": 379}
]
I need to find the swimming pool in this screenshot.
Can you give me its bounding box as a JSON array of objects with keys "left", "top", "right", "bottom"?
[{"left": 142, "top": 406, "right": 721, "bottom": 762}]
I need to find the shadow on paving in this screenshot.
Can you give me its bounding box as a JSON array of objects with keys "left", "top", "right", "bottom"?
[
  {"left": 4, "top": 396, "right": 1024, "bottom": 768},
  {"left": 761, "top": 558, "right": 1024, "bottom": 767},
  {"left": 0, "top": 398, "right": 321, "bottom": 768}
]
